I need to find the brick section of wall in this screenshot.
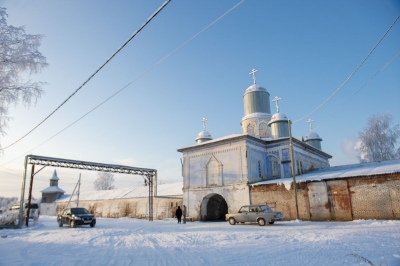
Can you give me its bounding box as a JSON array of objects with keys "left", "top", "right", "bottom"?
[
  {"left": 250, "top": 173, "right": 400, "bottom": 221},
  {"left": 250, "top": 183, "right": 310, "bottom": 220},
  {"left": 389, "top": 180, "right": 400, "bottom": 219},
  {"left": 349, "top": 174, "right": 400, "bottom": 220}
]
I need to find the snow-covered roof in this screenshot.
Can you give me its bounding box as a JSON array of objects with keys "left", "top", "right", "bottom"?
[
  {"left": 178, "top": 134, "right": 245, "bottom": 151},
  {"left": 196, "top": 130, "right": 212, "bottom": 141},
  {"left": 305, "top": 131, "right": 322, "bottom": 141},
  {"left": 244, "top": 84, "right": 267, "bottom": 93},
  {"left": 41, "top": 186, "right": 65, "bottom": 193},
  {"left": 252, "top": 159, "right": 400, "bottom": 188},
  {"left": 56, "top": 182, "right": 183, "bottom": 202},
  {"left": 269, "top": 112, "right": 288, "bottom": 123}
]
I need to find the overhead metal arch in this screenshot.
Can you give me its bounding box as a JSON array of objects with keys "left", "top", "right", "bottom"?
[{"left": 9, "top": 154, "right": 156, "bottom": 229}]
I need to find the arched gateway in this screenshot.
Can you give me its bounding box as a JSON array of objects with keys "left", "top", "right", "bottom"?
[{"left": 200, "top": 193, "right": 228, "bottom": 221}]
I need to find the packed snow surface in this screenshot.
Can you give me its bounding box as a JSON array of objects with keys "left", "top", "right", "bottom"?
[{"left": 0, "top": 216, "right": 399, "bottom": 265}]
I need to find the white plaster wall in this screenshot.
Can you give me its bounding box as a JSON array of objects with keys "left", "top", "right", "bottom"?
[
  {"left": 183, "top": 139, "right": 248, "bottom": 189},
  {"left": 183, "top": 183, "right": 250, "bottom": 220},
  {"left": 55, "top": 197, "right": 182, "bottom": 220}
]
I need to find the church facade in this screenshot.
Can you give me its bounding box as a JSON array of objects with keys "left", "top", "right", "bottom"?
[{"left": 177, "top": 70, "right": 332, "bottom": 221}]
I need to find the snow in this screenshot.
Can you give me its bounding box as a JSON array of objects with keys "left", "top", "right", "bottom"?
[
  {"left": 0, "top": 216, "right": 399, "bottom": 265},
  {"left": 253, "top": 159, "right": 400, "bottom": 188},
  {"left": 56, "top": 182, "right": 183, "bottom": 202},
  {"left": 40, "top": 186, "right": 65, "bottom": 193}
]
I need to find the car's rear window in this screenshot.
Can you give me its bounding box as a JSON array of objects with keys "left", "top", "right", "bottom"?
[
  {"left": 259, "top": 205, "right": 272, "bottom": 212},
  {"left": 25, "top": 203, "right": 39, "bottom": 209}
]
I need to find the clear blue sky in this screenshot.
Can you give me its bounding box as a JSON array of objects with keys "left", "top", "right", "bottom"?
[{"left": 0, "top": 0, "right": 399, "bottom": 199}]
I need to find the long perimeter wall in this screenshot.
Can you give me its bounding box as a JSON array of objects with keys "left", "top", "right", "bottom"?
[
  {"left": 45, "top": 197, "right": 183, "bottom": 220},
  {"left": 250, "top": 173, "right": 400, "bottom": 221}
]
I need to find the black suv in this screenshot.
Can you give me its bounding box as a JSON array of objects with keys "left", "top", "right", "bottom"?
[{"left": 57, "top": 207, "right": 96, "bottom": 228}]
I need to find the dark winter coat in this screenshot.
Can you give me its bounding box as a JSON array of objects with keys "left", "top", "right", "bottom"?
[{"left": 176, "top": 207, "right": 182, "bottom": 218}]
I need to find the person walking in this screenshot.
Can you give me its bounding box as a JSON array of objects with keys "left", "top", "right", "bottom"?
[{"left": 176, "top": 206, "right": 182, "bottom": 224}]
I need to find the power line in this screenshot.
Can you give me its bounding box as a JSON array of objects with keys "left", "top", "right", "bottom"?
[
  {"left": 312, "top": 50, "right": 400, "bottom": 132},
  {"left": 293, "top": 14, "right": 400, "bottom": 124},
  {"left": 1, "top": 0, "right": 172, "bottom": 150},
  {"left": 0, "top": 0, "right": 246, "bottom": 167}
]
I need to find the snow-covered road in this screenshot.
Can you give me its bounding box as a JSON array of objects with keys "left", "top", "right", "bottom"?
[{"left": 0, "top": 216, "right": 399, "bottom": 265}]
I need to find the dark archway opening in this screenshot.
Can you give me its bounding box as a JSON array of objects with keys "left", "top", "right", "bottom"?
[{"left": 201, "top": 194, "right": 228, "bottom": 221}]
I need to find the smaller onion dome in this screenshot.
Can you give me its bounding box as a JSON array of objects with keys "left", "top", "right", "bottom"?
[
  {"left": 268, "top": 112, "right": 288, "bottom": 124},
  {"left": 196, "top": 118, "right": 213, "bottom": 144},
  {"left": 268, "top": 112, "right": 289, "bottom": 139},
  {"left": 305, "top": 131, "right": 322, "bottom": 141},
  {"left": 304, "top": 131, "right": 323, "bottom": 150},
  {"left": 196, "top": 130, "right": 213, "bottom": 143}
]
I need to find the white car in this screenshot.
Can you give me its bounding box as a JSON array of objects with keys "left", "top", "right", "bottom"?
[{"left": 226, "top": 204, "right": 284, "bottom": 226}]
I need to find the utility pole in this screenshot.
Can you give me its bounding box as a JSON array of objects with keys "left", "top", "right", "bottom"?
[
  {"left": 26, "top": 164, "right": 35, "bottom": 227},
  {"left": 76, "top": 174, "right": 81, "bottom": 207},
  {"left": 288, "top": 120, "right": 300, "bottom": 220}
]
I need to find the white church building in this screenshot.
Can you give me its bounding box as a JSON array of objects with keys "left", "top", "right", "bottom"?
[{"left": 177, "top": 70, "right": 332, "bottom": 221}]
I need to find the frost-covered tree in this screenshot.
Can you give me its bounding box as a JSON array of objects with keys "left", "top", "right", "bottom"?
[
  {"left": 356, "top": 113, "right": 400, "bottom": 162},
  {"left": 93, "top": 172, "right": 115, "bottom": 190},
  {"left": 0, "top": 8, "right": 48, "bottom": 146},
  {"left": 0, "top": 196, "right": 18, "bottom": 210}
]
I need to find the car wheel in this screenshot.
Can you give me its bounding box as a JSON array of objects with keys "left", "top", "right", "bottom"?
[
  {"left": 70, "top": 220, "right": 76, "bottom": 228},
  {"left": 58, "top": 219, "right": 63, "bottom": 227},
  {"left": 258, "top": 218, "right": 266, "bottom": 226},
  {"left": 90, "top": 221, "right": 95, "bottom": 227},
  {"left": 229, "top": 217, "right": 236, "bottom": 225},
  {"left": 268, "top": 221, "right": 275, "bottom": 225}
]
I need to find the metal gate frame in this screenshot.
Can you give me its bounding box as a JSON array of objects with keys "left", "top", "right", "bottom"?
[{"left": 4, "top": 154, "right": 157, "bottom": 229}]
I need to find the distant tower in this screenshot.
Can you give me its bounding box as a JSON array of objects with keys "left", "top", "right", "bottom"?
[
  {"left": 41, "top": 170, "right": 65, "bottom": 203},
  {"left": 50, "top": 170, "right": 59, "bottom": 187},
  {"left": 304, "top": 119, "right": 323, "bottom": 150},
  {"left": 268, "top": 96, "right": 289, "bottom": 138},
  {"left": 196, "top": 118, "right": 213, "bottom": 144},
  {"left": 241, "top": 69, "right": 272, "bottom": 138}
]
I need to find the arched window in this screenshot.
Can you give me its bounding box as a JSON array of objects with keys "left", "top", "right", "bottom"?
[
  {"left": 297, "top": 161, "right": 300, "bottom": 175},
  {"left": 259, "top": 123, "right": 268, "bottom": 138},
  {"left": 272, "top": 161, "right": 279, "bottom": 177},
  {"left": 247, "top": 124, "right": 255, "bottom": 135}
]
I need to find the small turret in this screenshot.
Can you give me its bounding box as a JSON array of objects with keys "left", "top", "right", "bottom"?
[
  {"left": 268, "top": 96, "right": 289, "bottom": 138},
  {"left": 304, "top": 119, "right": 323, "bottom": 150},
  {"left": 195, "top": 118, "right": 213, "bottom": 144}
]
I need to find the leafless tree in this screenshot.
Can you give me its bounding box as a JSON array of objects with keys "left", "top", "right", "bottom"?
[
  {"left": 93, "top": 172, "right": 115, "bottom": 191},
  {"left": 356, "top": 113, "right": 400, "bottom": 162},
  {"left": 0, "top": 8, "right": 48, "bottom": 147}
]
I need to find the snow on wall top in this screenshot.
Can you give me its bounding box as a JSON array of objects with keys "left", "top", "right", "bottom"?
[
  {"left": 252, "top": 159, "right": 400, "bottom": 188},
  {"left": 56, "top": 182, "right": 183, "bottom": 202}
]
